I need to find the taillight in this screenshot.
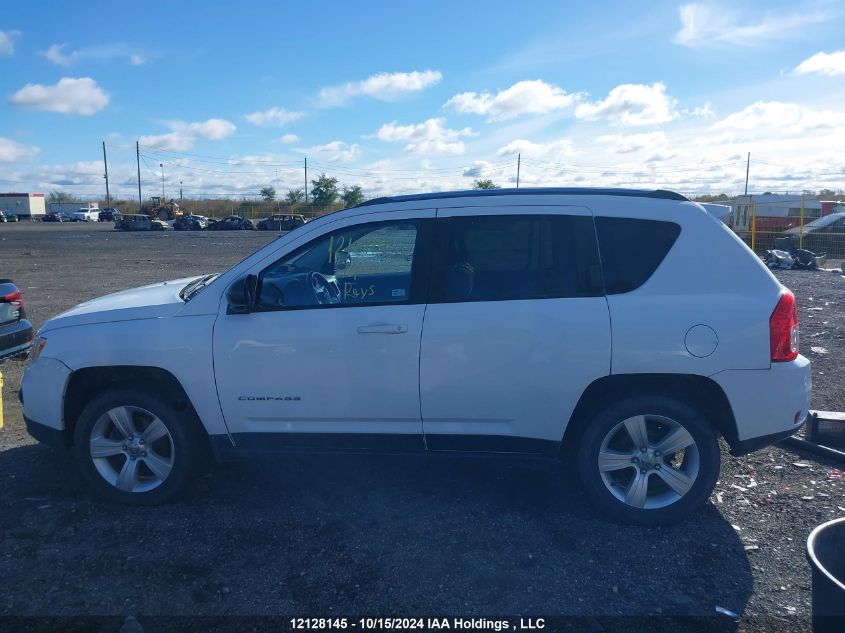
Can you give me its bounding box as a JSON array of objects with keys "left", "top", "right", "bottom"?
[
  {"left": 770, "top": 290, "right": 798, "bottom": 362},
  {"left": 2, "top": 290, "right": 22, "bottom": 308}
]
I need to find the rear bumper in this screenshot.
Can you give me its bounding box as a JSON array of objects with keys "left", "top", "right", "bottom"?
[
  {"left": 730, "top": 415, "right": 807, "bottom": 456},
  {"left": 0, "top": 319, "right": 33, "bottom": 360},
  {"left": 712, "top": 355, "right": 812, "bottom": 455}
]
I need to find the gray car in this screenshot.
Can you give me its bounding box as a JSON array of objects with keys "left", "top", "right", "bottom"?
[{"left": 0, "top": 279, "right": 33, "bottom": 360}]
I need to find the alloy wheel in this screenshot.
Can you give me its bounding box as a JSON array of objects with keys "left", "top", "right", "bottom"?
[
  {"left": 597, "top": 414, "right": 700, "bottom": 510},
  {"left": 89, "top": 406, "right": 175, "bottom": 493}
]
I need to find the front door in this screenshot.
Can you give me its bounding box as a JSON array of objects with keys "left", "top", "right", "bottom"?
[
  {"left": 213, "top": 210, "right": 434, "bottom": 451},
  {"left": 419, "top": 206, "right": 611, "bottom": 454}
]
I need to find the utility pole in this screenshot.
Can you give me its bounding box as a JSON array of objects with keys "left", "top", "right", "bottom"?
[
  {"left": 799, "top": 195, "right": 805, "bottom": 249},
  {"left": 180, "top": 181, "right": 183, "bottom": 201},
  {"left": 102, "top": 141, "right": 111, "bottom": 209},
  {"left": 275, "top": 168, "right": 282, "bottom": 235},
  {"left": 160, "top": 163, "right": 165, "bottom": 200},
  {"left": 136, "top": 141, "right": 142, "bottom": 210},
  {"left": 516, "top": 153, "right": 521, "bottom": 188},
  {"left": 304, "top": 157, "right": 308, "bottom": 205},
  {"left": 744, "top": 152, "right": 750, "bottom": 196}
]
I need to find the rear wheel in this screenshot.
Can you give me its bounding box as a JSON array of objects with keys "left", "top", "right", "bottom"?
[
  {"left": 576, "top": 395, "right": 720, "bottom": 525},
  {"left": 73, "top": 387, "right": 204, "bottom": 505}
]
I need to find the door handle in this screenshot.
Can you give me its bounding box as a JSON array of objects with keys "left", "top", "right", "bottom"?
[{"left": 357, "top": 323, "right": 408, "bottom": 334}]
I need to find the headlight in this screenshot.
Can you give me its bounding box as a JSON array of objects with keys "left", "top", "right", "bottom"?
[{"left": 28, "top": 337, "right": 46, "bottom": 365}]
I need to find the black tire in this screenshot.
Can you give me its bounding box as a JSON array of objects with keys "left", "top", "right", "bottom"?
[
  {"left": 576, "top": 395, "right": 720, "bottom": 525},
  {"left": 73, "top": 386, "right": 205, "bottom": 505}
]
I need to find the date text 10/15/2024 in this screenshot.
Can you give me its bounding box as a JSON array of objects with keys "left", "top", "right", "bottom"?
[{"left": 290, "top": 618, "right": 546, "bottom": 631}]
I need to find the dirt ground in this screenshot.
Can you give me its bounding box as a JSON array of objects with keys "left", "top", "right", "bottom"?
[{"left": 0, "top": 222, "right": 843, "bottom": 633}]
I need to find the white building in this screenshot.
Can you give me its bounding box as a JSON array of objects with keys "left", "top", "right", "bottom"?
[{"left": 0, "top": 193, "right": 46, "bottom": 219}]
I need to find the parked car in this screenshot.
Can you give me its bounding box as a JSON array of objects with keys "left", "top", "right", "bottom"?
[
  {"left": 114, "top": 214, "right": 171, "bottom": 231},
  {"left": 173, "top": 214, "right": 208, "bottom": 231},
  {"left": 257, "top": 214, "right": 306, "bottom": 231},
  {"left": 0, "top": 210, "right": 19, "bottom": 223},
  {"left": 782, "top": 212, "right": 845, "bottom": 259},
  {"left": 71, "top": 209, "right": 100, "bottom": 222},
  {"left": 208, "top": 215, "right": 254, "bottom": 231},
  {"left": 43, "top": 211, "right": 65, "bottom": 223},
  {"left": 98, "top": 208, "right": 118, "bottom": 222},
  {"left": 21, "top": 188, "right": 810, "bottom": 524},
  {"left": 0, "top": 279, "right": 33, "bottom": 360}
]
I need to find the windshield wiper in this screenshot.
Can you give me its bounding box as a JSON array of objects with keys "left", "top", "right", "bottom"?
[{"left": 180, "top": 274, "right": 219, "bottom": 301}]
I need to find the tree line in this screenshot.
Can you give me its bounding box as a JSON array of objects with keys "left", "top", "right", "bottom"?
[{"left": 259, "top": 174, "right": 365, "bottom": 209}]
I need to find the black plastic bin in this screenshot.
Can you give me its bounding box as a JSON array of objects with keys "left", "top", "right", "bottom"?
[{"left": 807, "top": 517, "right": 845, "bottom": 632}]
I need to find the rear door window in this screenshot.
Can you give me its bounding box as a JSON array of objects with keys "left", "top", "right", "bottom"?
[
  {"left": 429, "top": 214, "right": 602, "bottom": 303},
  {"left": 595, "top": 217, "right": 681, "bottom": 294}
]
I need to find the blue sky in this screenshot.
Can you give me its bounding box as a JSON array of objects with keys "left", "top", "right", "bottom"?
[{"left": 2, "top": 0, "right": 845, "bottom": 199}]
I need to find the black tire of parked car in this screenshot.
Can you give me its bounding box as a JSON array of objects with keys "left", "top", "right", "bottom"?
[
  {"left": 576, "top": 395, "right": 721, "bottom": 526},
  {"left": 73, "top": 386, "right": 206, "bottom": 505}
]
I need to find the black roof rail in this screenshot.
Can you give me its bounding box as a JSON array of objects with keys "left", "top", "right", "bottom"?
[{"left": 356, "top": 187, "right": 688, "bottom": 208}]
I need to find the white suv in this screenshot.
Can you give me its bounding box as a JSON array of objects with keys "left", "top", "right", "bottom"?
[
  {"left": 21, "top": 188, "right": 811, "bottom": 524},
  {"left": 70, "top": 208, "right": 100, "bottom": 222}
]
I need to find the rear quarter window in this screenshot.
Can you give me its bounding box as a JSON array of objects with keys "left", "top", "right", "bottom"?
[{"left": 595, "top": 217, "right": 681, "bottom": 294}]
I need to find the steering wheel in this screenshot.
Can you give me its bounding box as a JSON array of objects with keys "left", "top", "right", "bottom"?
[{"left": 308, "top": 271, "right": 341, "bottom": 305}]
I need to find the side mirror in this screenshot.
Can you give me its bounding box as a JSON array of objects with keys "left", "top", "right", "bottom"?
[
  {"left": 227, "top": 274, "right": 257, "bottom": 314},
  {"left": 334, "top": 250, "right": 352, "bottom": 271}
]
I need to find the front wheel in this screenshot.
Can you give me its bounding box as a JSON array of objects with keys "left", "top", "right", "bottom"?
[
  {"left": 73, "top": 387, "right": 204, "bottom": 505},
  {"left": 576, "top": 396, "right": 720, "bottom": 525}
]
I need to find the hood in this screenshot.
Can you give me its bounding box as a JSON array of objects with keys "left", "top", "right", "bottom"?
[{"left": 40, "top": 276, "right": 205, "bottom": 333}]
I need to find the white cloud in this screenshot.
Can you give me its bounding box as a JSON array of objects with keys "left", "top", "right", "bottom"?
[
  {"left": 713, "top": 101, "right": 845, "bottom": 133},
  {"left": 279, "top": 133, "right": 300, "bottom": 144},
  {"left": 0, "top": 30, "right": 21, "bottom": 56},
  {"left": 376, "top": 117, "right": 475, "bottom": 155},
  {"left": 673, "top": 3, "right": 830, "bottom": 48},
  {"left": 9, "top": 77, "right": 109, "bottom": 115},
  {"left": 793, "top": 50, "right": 845, "bottom": 77},
  {"left": 184, "top": 119, "right": 236, "bottom": 140},
  {"left": 229, "top": 154, "right": 279, "bottom": 166},
  {"left": 595, "top": 132, "right": 678, "bottom": 162},
  {"left": 574, "top": 82, "right": 678, "bottom": 126},
  {"left": 684, "top": 102, "right": 715, "bottom": 118},
  {"left": 41, "top": 42, "right": 146, "bottom": 66},
  {"left": 496, "top": 138, "right": 576, "bottom": 160},
  {"left": 43, "top": 44, "right": 71, "bottom": 65},
  {"left": 462, "top": 161, "right": 497, "bottom": 178},
  {"left": 0, "top": 137, "right": 39, "bottom": 162},
  {"left": 244, "top": 107, "right": 306, "bottom": 127},
  {"left": 139, "top": 118, "right": 237, "bottom": 151},
  {"left": 318, "top": 70, "right": 441, "bottom": 107},
  {"left": 306, "top": 140, "right": 361, "bottom": 163},
  {"left": 445, "top": 80, "right": 581, "bottom": 121}
]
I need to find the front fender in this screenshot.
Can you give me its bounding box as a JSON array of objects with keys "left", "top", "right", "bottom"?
[{"left": 30, "top": 315, "right": 228, "bottom": 436}]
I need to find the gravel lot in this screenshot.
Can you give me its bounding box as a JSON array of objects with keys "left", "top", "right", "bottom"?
[{"left": 0, "top": 222, "right": 843, "bottom": 632}]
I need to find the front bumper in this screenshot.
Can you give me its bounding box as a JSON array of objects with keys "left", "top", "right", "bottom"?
[
  {"left": 25, "top": 415, "right": 70, "bottom": 448},
  {"left": 0, "top": 319, "right": 33, "bottom": 360},
  {"left": 21, "top": 356, "right": 72, "bottom": 438}
]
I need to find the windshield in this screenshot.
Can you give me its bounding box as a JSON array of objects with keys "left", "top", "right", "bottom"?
[{"left": 179, "top": 273, "right": 219, "bottom": 301}]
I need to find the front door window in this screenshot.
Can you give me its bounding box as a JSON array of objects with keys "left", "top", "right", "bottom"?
[{"left": 257, "top": 220, "right": 423, "bottom": 310}]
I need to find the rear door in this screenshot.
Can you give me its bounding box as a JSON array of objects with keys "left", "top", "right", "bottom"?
[{"left": 419, "top": 206, "right": 611, "bottom": 454}]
